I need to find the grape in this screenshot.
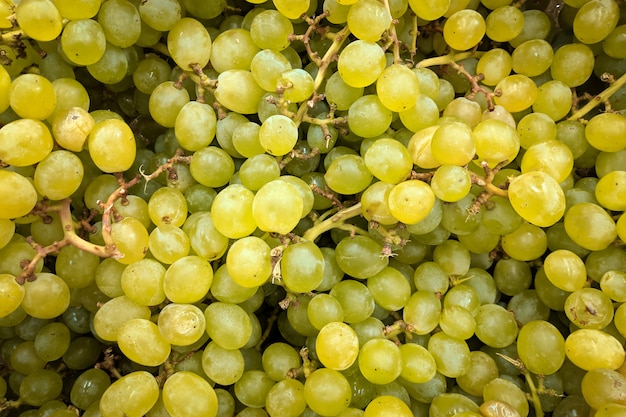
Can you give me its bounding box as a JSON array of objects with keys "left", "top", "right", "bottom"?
[
  {"left": 363, "top": 395, "right": 413, "bottom": 417},
  {"left": 550, "top": 43, "right": 595, "bottom": 87},
  {"left": 117, "top": 318, "right": 171, "bottom": 366},
  {"left": 348, "top": 95, "right": 393, "bottom": 138},
  {"left": 304, "top": 368, "right": 352, "bottom": 416},
  {"left": 581, "top": 368, "right": 626, "bottom": 409},
  {"left": 281, "top": 241, "right": 325, "bottom": 293},
  {"left": 316, "top": 321, "right": 359, "bottom": 370},
  {"left": 517, "top": 320, "right": 565, "bottom": 375},
  {"left": 443, "top": 10, "right": 486, "bottom": 51},
  {"left": 485, "top": 6, "right": 524, "bottom": 42},
  {"left": 97, "top": 0, "right": 141, "bottom": 48},
  {"left": 573, "top": 0, "right": 620, "bottom": 44},
  {"left": 494, "top": 74, "right": 538, "bottom": 113},
  {"left": 325, "top": 154, "right": 373, "bottom": 195},
  {"left": 19, "top": 369, "right": 63, "bottom": 406},
  {"left": 565, "top": 328, "right": 624, "bottom": 371},
  {"left": 61, "top": 19, "right": 107, "bottom": 66},
  {"left": 482, "top": 378, "right": 529, "bottom": 417},
  {"left": 100, "top": 371, "right": 159, "bottom": 417},
  {"left": 376, "top": 64, "right": 420, "bottom": 113},
  {"left": 201, "top": 340, "right": 244, "bottom": 386},
  {"left": 70, "top": 368, "right": 111, "bottom": 411},
  {"left": 15, "top": 0, "right": 63, "bottom": 42},
  {"left": 338, "top": 40, "right": 386, "bottom": 88},
  {"left": 253, "top": 179, "right": 303, "bottom": 234},
  {"left": 0, "top": 119, "right": 54, "bottom": 167},
  {"left": 564, "top": 202, "right": 617, "bottom": 251}
]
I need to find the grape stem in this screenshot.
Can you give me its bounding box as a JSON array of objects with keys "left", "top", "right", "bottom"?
[
  {"left": 568, "top": 71, "right": 626, "bottom": 121},
  {"left": 416, "top": 50, "right": 485, "bottom": 68},
  {"left": 496, "top": 353, "right": 545, "bottom": 417},
  {"left": 302, "top": 203, "right": 363, "bottom": 241},
  {"left": 381, "top": 0, "right": 402, "bottom": 64}
]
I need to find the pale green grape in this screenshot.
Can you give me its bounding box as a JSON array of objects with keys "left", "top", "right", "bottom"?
[
  {"left": 403, "top": 290, "right": 441, "bottom": 335},
  {"left": 19, "top": 369, "right": 63, "bottom": 407},
  {"left": 329, "top": 280, "right": 376, "bottom": 323},
  {"left": 338, "top": 40, "right": 386, "bottom": 88},
  {"left": 443, "top": 96, "right": 482, "bottom": 127},
  {"left": 252, "top": 179, "right": 303, "bottom": 234},
  {"left": 564, "top": 202, "right": 617, "bottom": 251},
  {"left": 517, "top": 112, "right": 557, "bottom": 149},
  {"left": 334, "top": 235, "right": 388, "bottom": 279},
  {"left": 279, "top": 68, "right": 315, "bottom": 103},
  {"left": 399, "top": 94, "right": 440, "bottom": 132},
  {"left": 360, "top": 181, "right": 397, "bottom": 225},
  {"left": 603, "top": 24, "right": 626, "bottom": 58},
  {"left": 581, "top": 368, "right": 626, "bottom": 410},
  {"left": 431, "top": 121, "right": 476, "bottom": 166},
  {"left": 364, "top": 138, "right": 413, "bottom": 184},
  {"left": 239, "top": 154, "right": 280, "bottom": 191},
  {"left": 474, "top": 304, "right": 518, "bottom": 348},
  {"left": 226, "top": 236, "right": 271, "bottom": 288},
  {"left": 70, "top": 368, "right": 111, "bottom": 410},
  {"left": 22, "top": 273, "right": 70, "bottom": 320},
  {"left": 261, "top": 342, "right": 302, "bottom": 381},
  {"left": 473, "top": 119, "right": 520, "bottom": 167},
  {"left": 427, "top": 332, "right": 470, "bottom": 378},
  {"left": 509, "top": 9, "right": 552, "bottom": 47},
  {"left": 15, "top": 0, "right": 62, "bottom": 42},
  {"left": 148, "top": 224, "right": 190, "bottom": 265},
  {"left": 408, "top": 0, "right": 451, "bottom": 20},
  {"left": 348, "top": 0, "right": 392, "bottom": 42},
  {"left": 163, "top": 256, "right": 213, "bottom": 303},
  {"left": 100, "top": 371, "right": 159, "bottom": 417},
  {"left": 0, "top": 118, "right": 54, "bottom": 167},
  {"left": 521, "top": 140, "right": 573, "bottom": 183},
  {"left": 325, "top": 154, "right": 373, "bottom": 195},
  {"left": 61, "top": 19, "right": 107, "bottom": 66},
  {"left": 34, "top": 150, "right": 83, "bottom": 201},
  {"left": 189, "top": 146, "right": 235, "bottom": 189},
  {"left": 167, "top": 18, "right": 212, "bottom": 71},
  {"left": 210, "top": 28, "right": 259, "bottom": 73},
  {"left": 443, "top": 10, "right": 486, "bottom": 51},
  {"left": 456, "top": 351, "right": 499, "bottom": 397},
  {"left": 0, "top": 170, "right": 38, "bottom": 220},
  {"left": 215, "top": 70, "right": 265, "bottom": 115},
  {"left": 367, "top": 266, "right": 411, "bottom": 311},
  {"left": 281, "top": 241, "right": 325, "bottom": 293},
  {"left": 512, "top": 39, "right": 553, "bottom": 78},
  {"left": 266, "top": 378, "right": 307, "bottom": 417},
  {"left": 532, "top": 80, "right": 572, "bottom": 121},
  {"left": 250, "top": 10, "right": 293, "bottom": 51},
  {"left": 97, "top": 0, "right": 141, "bottom": 48},
  {"left": 439, "top": 305, "right": 476, "bottom": 340},
  {"left": 259, "top": 115, "right": 298, "bottom": 156},
  {"left": 119, "top": 259, "right": 165, "bottom": 306},
  {"left": 210, "top": 264, "right": 257, "bottom": 304},
  {"left": 482, "top": 378, "right": 529, "bottom": 417},
  {"left": 573, "top": 0, "right": 619, "bottom": 44},
  {"left": 88, "top": 119, "right": 136, "bottom": 173},
  {"left": 585, "top": 113, "right": 626, "bottom": 152},
  {"left": 304, "top": 368, "right": 352, "bottom": 417},
  {"left": 53, "top": 0, "right": 100, "bottom": 19},
  {"left": 476, "top": 48, "right": 512, "bottom": 86},
  {"left": 388, "top": 180, "right": 436, "bottom": 225},
  {"left": 10, "top": 74, "right": 56, "bottom": 120},
  {"left": 517, "top": 320, "right": 565, "bottom": 375},
  {"left": 486, "top": 6, "right": 524, "bottom": 42},
  {"left": 348, "top": 95, "right": 393, "bottom": 138},
  {"left": 601, "top": 269, "right": 626, "bottom": 302},
  {"left": 0, "top": 274, "right": 24, "bottom": 318},
  {"left": 543, "top": 249, "right": 587, "bottom": 292},
  {"left": 551, "top": 43, "right": 595, "bottom": 87},
  {"left": 139, "top": 0, "right": 181, "bottom": 31},
  {"left": 251, "top": 49, "right": 293, "bottom": 92},
  {"left": 163, "top": 371, "right": 217, "bottom": 417},
  {"left": 507, "top": 171, "right": 565, "bottom": 227},
  {"left": 175, "top": 101, "right": 217, "bottom": 151},
  {"left": 204, "top": 302, "right": 252, "bottom": 350},
  {"left": 376, "top": 64, "right": 420, "bottom": 112},
  {"left": 494, "top": 74, "right": 537, "bottom": 113},
  {"left": 565, "top": 287, "right": 614, "bottom": 329},
  {"left": 52, "top": 107, "right": 94, "bottom": 152},
  {"left": 117, "top": 318, "right": 171, "bottom": 366},
  {"left": 183, "top": 211, "right": 229, "bottom": 260},
  {"left": 501, "top": 222, "right": 548, "bottom": 261},
  {"left": 274, "top": 0, "right": 310, "bottom": 19},
  {"left": 565, "top": 328, "right": 624, "bottom": 371},
  {"left": 210, "top": 184, "right": 257, "bottom": 239},
  {"left": 316, "top": 321, "right": 359, "bottom": 370},
  {"left": 201, "top": 340, "right": 244, "bottom": 385}
]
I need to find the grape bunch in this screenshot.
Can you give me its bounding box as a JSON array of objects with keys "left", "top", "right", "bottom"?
[{"left": 1, "top": 0, "right": 626, "bottom": 416}]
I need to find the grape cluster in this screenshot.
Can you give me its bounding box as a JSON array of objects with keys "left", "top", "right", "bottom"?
[{"left": 1, "top": 0, "right": 626, "bottom": 416}]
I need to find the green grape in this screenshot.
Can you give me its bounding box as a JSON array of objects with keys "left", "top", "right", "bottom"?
[
  {"left": 110, "top": 217, "right": 149, "bottom": 265},
  {"left": 501, "top": 222, "right": 548, "bottom": 261},
  {"left": 52, "top": 107, "right": 94, "bottom": 152},
  {"left": 338, "top": 40, "right": 386, "bottom": 88},
  {"left": 148, "top": 224, "right": 190, "bottom": 265},
  {"left": 564, "top": 202, "right": 617, "bottom": 251},
  {"left": 407, "top": 125, "right": 440, "bottom": 169},
  {"left": 226, "top": 236, "right": 271, "bottom": 288},
  {"left": 183, "top": 211, "right": 229, "bottom": 261},
  {"left": 507, "top": 171, "right": 565, "bottom": 227},
  {"left": 280, "top": 241, "right": 325, "bottom": 293},
  {"left": 304, "top": 368, "right": 352, "bottom": 416},
  {"left": 585, "top": 113, "right": 626, "bottom": 152},
  {"left": 205, "top": 302, "right": 252, "bottom": 350},
  {"left": 252, "top": 179, "right": 303, "bottom": 234},
  {"left": 210, "top": 28, "right": 259, "bottom": 73},
  {"left": 595, "top": 170, "right": 626, "bottom": 211},
  {"left": 456, "top": 351, "right": 499, "bottom": 397},
  {"left": 360, "top": 181, "right": 396, "bottom": 225},
  {"left": 348, "top": 95, "right": 393, "bottom": 138},
  {"left": 53, "top": 0, "right": 100, "bottom": 19},
  {"left": 473, "top": 119, "right": 520, "bottom": 167},
  {"left": 9, "top": 74, "right": 56, "bottom": 120},
  {"left": 323, "top": 0, "right": 351, "bottom": 23},
  {"left": 376, "top": 64, "right": 420, "bottom": 112},
  {"left": 265, "top": 378, "right": 307, "bottom": 417},
  {"left": 517, "top": 112, "right": 557, "bottom": 150},
  {"left": 387, "top": 180, "right": 436, "bottom": 225},
  {"left": 279, "top": 68, "right": 315, "bottom": 103},
  {"left": 185, "top": 185, "right": 217, "bottom": 214},
  {"left": 163, "top": 256, "right": 213, "bottom": 304},
  {"left": 307, "top": 294, "right": 344, "bottom": 330},
  {"left": 325, "top": 154, "right": 373, "bottom": 195},
  {"left": 347, "top": 0, "right": 392, "bottom": 42},
  {"left": 201, "top": 340, "right": 244, "bottom": 385},
  {"left": 0, "top": 172, "right": 36, "bottom": 218},
  {"left": 399, "top": 94, "right": 440, "bottom": 132},
  {"left": 509, "top": 9, "right": 552, "bottom": 47},
  {"left": 61, "top": 19, "right": 107, "bottom": 66},
  {"left": 210, "top": 264, "right": 256, "bottom": 304},
  {"left": 210, "top": 184, "right": 257, "bottom": 239},
  {"left": 100, "top": 371, "right": 159, "bottom": 417},
  {"left": 364, "top": 138, "right": 413, "bottom": 184},
  {"left": 324, "top": 72, "right": 364, "bottom": 111},
  {"left": 532, "top": 80, "right": 573, "bottom": 121},
  {"left": 315, "top": 322, "right": 359, "bottom": 370},
  {"left": 258, "top": 114, "right": 298, "bottom": 156},
  {"left": 541, "top": 249, "right": 587, "bottom": 292},
  {"left": 443, "top": 97, "right": 482, "bottom": 127},
  {"left": 358, "top": 338, "right": 402, "bottom": 385},
  {"left": 249, "top": 10, "right": 292, "bottom": 51},
  {"left": 175, "top": 101, "right": 216, "bottom": 151},
  {"left": 573, "top": 0, "right": 619, "bottom": 44},
  {"left": 117, "top": 318, "right": 171, "bottom": 366},
  {"left": 138, "top": 0, "right": 181, "bottom": 31},
  {"left": 403, "top": 290, "right": 442, "bottom": 335},
  {"left": 443, "top": 9, "right": 486, "bottom": 51},
  {"left": 15, "top": 0, "right": 62, "bottom": 41},
  {"left": 235, "top": 370, "right": 276, "bottom": 408},
  {"left": 603, "top": 24, "right": 626, "bottom": 58},
  {"left": 431, "top": 121, "right": 476, "bottom": 166},
  {"left": 413, "top": 261, "right": 449, "bottom": 294},
  {"left": 511, "top": 39, "right": 553, "bottom": 78},
  {"left": 19, "top": 369, "right": 63, "bottom": 406},
  {"left": 398, "top": 343, "right": 437, "bottom": 384},
  {"left": 86, "top": 42, "right": 129, "bottom": 85},
  {"left": 334, "top": 235, "right": 388, "bottom": 279},
  {"left": 97, "top": 0, "right": 141, "bottom": 48},
  {"left": 476, "top": 48, "right": 512, "bottom": 86},
  {"left": 581, "top": 368, "right": 626, "bottom": 409},
  {"left": 273, "top": 0, "right": 310, "bottom": 19},
  {"left": 22, "top": 273, "right": 70, "bottom": 320},
  {"left": 0, "top": 118, "right": 54, "bottom": 167},
  {"left": 238, "top": 154, "right": 280, "bottom": 191},
  {"left": 329, "top": 280, "right": 375, "bottom": 324},
  {"left": 0, "top": 274, "right": 25, "bottom": 317},
  {"left": 131, "top": 55, "right": 170, "bottom": 95},
  {"left": 596, "top": 150, "right": 626, "bottom": 178},
  {"left": 56, "top": 246, "right": 100, "bottom": 290},
  {"left": 261, "top": 342, "right": 302, "bottom": 382},
  {"left": 439, "top": 305, "right": 476, "bottom": 340},
  {"left": 493, "top": 257, "right": 531, "bottom": 297},
  {"left": 408, "top": 0, "right": 450, "bottom": 20},
  {"left": 427, "top": 332, "right": 470, "bottom": 378},
  {"left": 34, "top": 150, "right": 84, "bottom": 201},
  {"left": 517, "top": 320, "right": 565, "bottom": 375},
  {"left": 189, "top": 146, "right": 235, "bottom": 189},
  {"left": 486, "top": 6, "right": 524, "bottom": 42},
  {"left": 88, "top": 119, "right": 136, "bottom": 173},
  {"left": 474, "top": 304, "right": 518, "bottom": 348},
  {"left": 119, "top": 259, "right": 165, "bottom": 306},
  {"left": 70, "top": 368, "right": 111, "bottom": 411},
  {"left": 521, "top": 140, "right": 573, "bottom": 183},
  {"left": 286, "top": 295, "right": 317, "bottom": 337},
  {"left": 480, "top": 196, "right": 522, "bottom": 235},
  {"left": 215, "top": 70, "right": 265, "bottom": 115},
  {"left": 565, "top": 287, "right": 614, "bottom": 329},
  {"left": 367, "top": 266, "right": 411, "bottom": 311},
  {"left": 551, "top": 43, "right": 595, "bottom": 87},
  {"left": 595, "top": 404, "right": 626, "bottom": 417},
  {"left": 601, "top": 269, "right": 626, "bottom": 302},
  {"left": 251, "top": 49, "right": 293, "bottom": 92},
  {"left": 10, "top": 340, "right": 47, "bottom": 375},
  {"left": 166, "top": 17, "right": 212, "bottom": 71},
  {"left": 565, "top": 328, "right": 624, "bottom": 371},
  {"left": 494, "top": 74, "right": 537, "bottom": 113},
  {"left": 148, "top": 81, "right": 189, "bottom": 128},
  {"left": 482, "top": 378, "right": 529, "bottom": 417},
  {"left": 433, "top": 239, "right": 470, "bottom": 276}
]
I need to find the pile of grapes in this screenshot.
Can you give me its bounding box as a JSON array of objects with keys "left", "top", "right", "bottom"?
[{"left": 1, "top": 0, "right": 626, "bottom": 415}]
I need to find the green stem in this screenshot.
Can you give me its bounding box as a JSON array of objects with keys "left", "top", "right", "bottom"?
[
  {"left": 302, "top": 203, "right": 363, "bottom": 241},
  {"left": 568, "top": 72, "right": 626, "bottom": 121},
  {"left": 417, "top": 50, "right": 484, "bottom": 68},
  {"left": 523, "top": 370, "right": 544, "bottom": 417}
]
